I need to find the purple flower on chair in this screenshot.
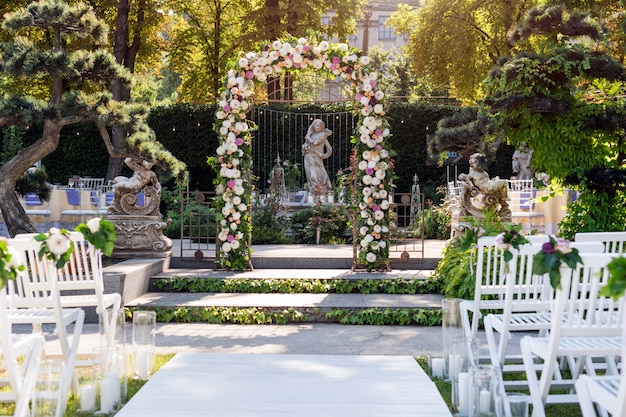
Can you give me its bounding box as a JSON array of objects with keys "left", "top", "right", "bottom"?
[{"left": 533, "top": 236, "right": 583, "bottom": 289}]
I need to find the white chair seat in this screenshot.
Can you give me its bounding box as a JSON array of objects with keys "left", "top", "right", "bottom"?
[
  {"left": 525, "top": 336, "right": 621, "bottom": 359},
  {"left": 59, "top": 293, "right": 121, "bottom": 310}
]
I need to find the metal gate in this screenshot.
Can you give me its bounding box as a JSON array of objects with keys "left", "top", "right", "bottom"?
[
  {"left": 176, "top": 189, "right": 217, "bottom": 260},
  {"left": 388, "top": 192, "right": 425, "bottom": 261}
]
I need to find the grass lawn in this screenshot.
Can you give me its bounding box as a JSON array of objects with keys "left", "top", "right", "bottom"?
[{"left": 416, "top": 357, "right": 583, "bottom": 417}]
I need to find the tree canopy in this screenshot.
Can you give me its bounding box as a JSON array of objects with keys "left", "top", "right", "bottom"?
[
  {"left": 0, "top": 0, "right": 185, "bottom": 236},
  {"left": 482, "top": 4, "right": 626, "bottom": 236},
  {"left": 389, "top": 0, "right": 534, "bottom": 103}
]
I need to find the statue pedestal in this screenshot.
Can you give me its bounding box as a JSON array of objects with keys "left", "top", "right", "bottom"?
[{"left": 109, "top": 215, "right": 172, "bottom": 259}]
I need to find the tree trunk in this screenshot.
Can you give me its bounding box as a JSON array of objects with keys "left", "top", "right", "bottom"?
[
  {"left": 106, "top": 0, "right": 143, "bottom": 181},
  {"left": 0, "top": 120, "right": 62, "bottom": 236}
]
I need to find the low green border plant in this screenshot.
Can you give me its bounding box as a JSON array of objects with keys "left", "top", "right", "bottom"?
[
  {"left": 151, "top": 277, "right": 443, "bottom": 295},
  {"left": 125, "top": 306, "right": 442, "bottom": 326}
]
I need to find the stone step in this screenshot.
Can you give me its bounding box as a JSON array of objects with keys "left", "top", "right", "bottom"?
[{"left": 125, "top": 292, "right": 444, "bottom": 323}]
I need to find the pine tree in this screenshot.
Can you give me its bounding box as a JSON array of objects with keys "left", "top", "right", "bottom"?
[{"left": 0, "top": 0, "right": 185, "bottom": 236}]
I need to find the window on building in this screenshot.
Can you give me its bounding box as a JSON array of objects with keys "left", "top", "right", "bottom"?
[
  {"left": 321, "top": 16, "right": 330, "bottom": 26},
  {"left": 378, "top": 16, "right": 396, "bottom": 40}
]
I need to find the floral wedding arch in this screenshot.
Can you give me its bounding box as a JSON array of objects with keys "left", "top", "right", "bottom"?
[{"left": 211, "top": 36, "right": 394, "bottom": 271}]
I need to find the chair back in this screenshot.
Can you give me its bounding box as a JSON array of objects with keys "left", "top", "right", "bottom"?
[
  {"left": 7, "top": 238, "right": 59, "bottom": 307},
  {"left": 574, "top": 231, "right": 626, "bottom": 254},
  {"left": 56, "top": 231, "right": 103, "bottom": 294},
  {"left": 77, "top": 177, "right": 105, "bottom": 190},
  {"left": 506, "top": 179, "right": 534, "bottom": 191},
  {"left": 553, "top": 252, "right": 624, "bottom": 339}
]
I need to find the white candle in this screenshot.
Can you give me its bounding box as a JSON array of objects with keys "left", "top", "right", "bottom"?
[
  {"left": 431, "top": 358, "right": 444, "bottom": 378},
  {"left": 448, "top": 354, "right": 462, "bottom": 378},
  {"left": 137, "top": 348, "right": 150, "bottom": 379},
  {"left": 458, "top": 372, "right": 471, "bottom": 417},
  {"left": 80, "top": 384, "right": 96, "bottom": 411},
  {"left": 100, "top": 373, "right": 119, "bottom": 413},
  {"left": 479, "top": 389, "right": 491, "bottom": 414}
]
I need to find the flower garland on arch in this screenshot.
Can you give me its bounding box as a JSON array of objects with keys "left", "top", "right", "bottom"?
[{"left": 211, "top": 36, "right": 395, "bottom": 271}]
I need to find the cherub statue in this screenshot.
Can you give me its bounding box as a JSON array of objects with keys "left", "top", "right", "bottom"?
[
  {"left": 458, "top": 153, "right": 511, "bottom": 221},
  {"left": 110, "top": 157, "right": 161, "bottom": 216}
]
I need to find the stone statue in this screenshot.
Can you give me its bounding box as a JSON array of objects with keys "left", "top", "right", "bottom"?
[
  {"left": 458, "top": 153, "right": 511, "bottom": 221},
  {"left": 302, "top": 119, "right": 333, "bottom": 197},
  {"left": 108, "top": 157, "right": 171, "bottom": 257},
  {"left": 512, "top": 144, "right": 534, "bottom": 180},
  {"left": 110, "top": 157, "right": 161, "bottom": 216}
]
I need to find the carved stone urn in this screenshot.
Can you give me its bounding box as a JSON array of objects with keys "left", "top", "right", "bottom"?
[{"left": 108, "top": 184, "right": 172, "bottom": 259}]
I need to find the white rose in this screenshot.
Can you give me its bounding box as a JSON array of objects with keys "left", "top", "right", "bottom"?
[
  {"left": 222, "top": 242, "right": 232, "bottom": 253},
  {"left": 358, "top": 161, "right": 368, "bottom": 170},
  {"left": 46, "top": 231, "right": 71, "bottom": 256},
  {"left": 362, "top": 175, "right": 373, "bottom": 185},
  {"left": 239, "top": 57, "right": 248, "bottom": 68},
  {"left": 5, "top": 246, "right": 22, "bottom": 269},
  {"left": 233, "top": 196, "right": 242, "bottom": 205},
  {"left": 360, "top": 56, "right": 371, "bottom": 65},
  {"left": 230, "top": 239, "right": 240, "bottom": 250},
  {"left": 86, "top": 217, "right": 101, "bottom": 234},
  {"left": 238, "top": 203, "right": 247, "bottom": 211},
  {"left": 366, "top": 252, "right": 377, "bottom": 263},
  {"left": 230, "top": 222, "right": 238, "bottom": 231}
]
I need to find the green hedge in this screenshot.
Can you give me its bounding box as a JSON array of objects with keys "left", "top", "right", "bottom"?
[{"left": 3, "top": 102, "right": 465, "bottom": 200}]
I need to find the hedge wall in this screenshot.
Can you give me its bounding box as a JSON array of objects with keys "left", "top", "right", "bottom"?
[{"left": 2, "top": 102, "right": 496, "bottom": 202}]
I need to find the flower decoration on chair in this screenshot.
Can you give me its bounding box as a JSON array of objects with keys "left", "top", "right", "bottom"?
[
  {"left": 211, "top": 36, "right": 394, "bottom": 271},
  {"left": 0, "top": 238, "right": 25, "bottom": 289},
  {"left": 532, "top": 236, "right": 583, "bottom": 289},
  {"left": 34, "top": 228, "right": 74, "bottom": 269},
  {"left": 75, "top": 217, "right": 117, "bottom": 256},
  {"left": 495, "top": 223, "right": 530, "bottom": 263}
]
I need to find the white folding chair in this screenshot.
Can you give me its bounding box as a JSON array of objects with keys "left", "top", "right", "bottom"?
[
  {"left": 520, "top": 253, "right": 624, "bottom": 417},
  {"left": 575, "top": 231, "right": 626, "bottom": 254},
  {"left": 484, "top": 241, "right": 606, "bottom": 372},
  {"left": 460, "top": 235, "right": 550, "bottom": 342},
  {"left": 576, "top": 368, "right": 626, "bottom": 417},
  {"left": 0, "top": 287, "right": 44, "bottom": 417},
  {"left": 55, "top": 231, "right": 121, "bottom": 349},
  {"left": 5, "top": 237, "right": 85, "bottom": 417}
]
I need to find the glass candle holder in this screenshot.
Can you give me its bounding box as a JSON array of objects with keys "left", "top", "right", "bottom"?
[
  {"left": 132, "top": 310, "right": 156, "bottom": 379},
  {"left": 76, "top": 366, "right": 97, "bottom": 412},
  {"left": 442, "top": 298, "right": 464, "bottom": 379},
  {"left": 473, "top": 365, "right": 498, "bottom": 417},
  {"left": 93, "top": 346, "right": 123, "bottom": 413},
  {"left": 32, "top": 358, "right": 65, "bottom": 417}
]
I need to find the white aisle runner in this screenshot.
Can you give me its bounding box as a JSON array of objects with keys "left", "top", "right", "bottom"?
[{"left": 114, "top": 353, "right": 452, "bottom": 417}]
